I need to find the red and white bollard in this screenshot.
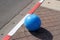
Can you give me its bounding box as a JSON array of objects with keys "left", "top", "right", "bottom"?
[{"left": 2, "top": 0, "right": 44, "bottom": 40}]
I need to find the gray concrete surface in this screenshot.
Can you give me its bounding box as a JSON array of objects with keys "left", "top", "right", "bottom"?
[
  {"left": 0, "top": 0, "right": 33, "bottom": 29},
  {"left": 41, "top": 0, "right": 60, "bottom": 11}
]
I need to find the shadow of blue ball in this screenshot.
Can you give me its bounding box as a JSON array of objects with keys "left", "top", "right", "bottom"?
[{"left": 24, "top": 14, "right": 41, "bottom": 31}]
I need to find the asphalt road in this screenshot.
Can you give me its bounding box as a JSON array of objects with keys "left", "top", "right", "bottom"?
[{"left": 0, "top": 0, "right": 33, "bottom": 29}]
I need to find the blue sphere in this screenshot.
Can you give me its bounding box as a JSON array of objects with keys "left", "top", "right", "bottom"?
[{"left": 24, "top": 14, "right": 41, "bottom": 31}]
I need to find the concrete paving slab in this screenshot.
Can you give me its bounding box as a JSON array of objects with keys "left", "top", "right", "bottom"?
[{"left": 41, "top": 0, "right": 60, "bottom": 11}]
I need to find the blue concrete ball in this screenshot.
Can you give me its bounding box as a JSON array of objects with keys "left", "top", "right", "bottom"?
[{"left": 24, "top": 14, "right": 41, "bottom": 31}]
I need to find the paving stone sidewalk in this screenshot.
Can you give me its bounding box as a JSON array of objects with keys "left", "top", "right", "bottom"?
[{"left": 10, "top": 7, "right": 60, "bottom": 40}]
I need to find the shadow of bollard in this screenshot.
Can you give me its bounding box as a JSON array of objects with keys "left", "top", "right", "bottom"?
[{"left": 29, "top": 27, "right": 53, "bottom": 40}]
